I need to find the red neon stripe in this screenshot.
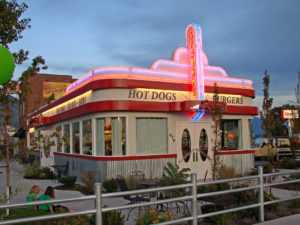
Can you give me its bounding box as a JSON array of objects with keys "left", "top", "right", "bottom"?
[
  {"left": 30, "top": 79, "right": 255, "bottom": 117},
  {"left": 218, "top": 150, "right": 255, "bottom": 155},
  {"left": 54, "top": 152, "right": 177, "bottom": 161}
]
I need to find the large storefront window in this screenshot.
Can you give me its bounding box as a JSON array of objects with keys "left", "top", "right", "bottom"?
[
  {"left": 136, "top": 118, "right": 168, "bottom": 155},
  {"left": 95, "top": 117, "right": 126, "bottom": 156},
  {"left": 56, "top": 126, "right": 62, "bottom": 152},
  {"left": 72, "top": 122, "right": 80, "bottom": 154},
  {"left": 82, "top": 119, "right": 92, "bottom": 155},
  {"left": 63, "top": 124, "right": 70, "bottom": 153},
  {"left": 222, "top": 120, "right": 242, "bottom": 150}
]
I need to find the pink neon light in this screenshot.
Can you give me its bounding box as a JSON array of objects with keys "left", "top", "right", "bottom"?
[{"left": 66, "top": 24, "right": 254, "bottom": 96}]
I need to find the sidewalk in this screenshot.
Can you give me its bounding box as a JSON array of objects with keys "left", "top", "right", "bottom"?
[
  {"left": 255, "top": 214, "right": 300, "bottom": 225},
  {"left": 1, "top": 160, "right": 300, "bottom": 225},
  {"left": 0, "top": 160, "right": 135, "bottom": 224},
  {"left": 0, "top": 160, "right": 198, "bottom": 225}
]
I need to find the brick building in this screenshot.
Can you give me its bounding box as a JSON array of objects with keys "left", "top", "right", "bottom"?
[{"left": 19, "top": 73, "right": 76, "bottom": 128}]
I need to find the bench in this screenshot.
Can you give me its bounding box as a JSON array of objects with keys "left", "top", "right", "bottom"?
[{"left": 52, "top": 162, "right": 69, "bottom": 177}]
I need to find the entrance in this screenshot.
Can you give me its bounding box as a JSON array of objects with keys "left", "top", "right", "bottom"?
[{"left": 176, "top": 121, "right": 212, "bottom": 180}]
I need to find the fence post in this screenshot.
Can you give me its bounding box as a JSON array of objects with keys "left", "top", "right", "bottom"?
[
  {"left": 95, "top": 183, "right": 102, "bottom": 225},
  {"left": 258, "top": 166, "right": 264, "bottom": 222},
  {"left": 191, "top": 173, "right": 197, "bottom": 225}
]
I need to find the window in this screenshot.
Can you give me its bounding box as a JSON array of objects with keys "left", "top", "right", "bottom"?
[
  {"left": 199, "top": 129, "right": 208, "bottom": 161},
  {"left": 82, "top": 119, "right": 92, "bottom": 155},
  {"left": 222, "top": 120, "right": 242, "bottom": 150},
  {"left": 136, "top": 118, "right": 168, "bottom": 155},
  {"left": 56, "top": 126, "right": 62, "bottom": 152},
  {"left": 95, "top": 117, "right": 126, "bottom": 156},
  {"left": 249, "top": 119, "right": 253, "bottom": 148},
  {"left": 29, "top": 133, "right": 34, "bottom": 146},
  {"left": 63, "top": 124, "right": 70, "bottom": 153},
  {"left": 181, "top": 129, "right": 191, "bottom": 162},
  {"left": 72, "top": 122, "right": 80, "bottom": 154}
]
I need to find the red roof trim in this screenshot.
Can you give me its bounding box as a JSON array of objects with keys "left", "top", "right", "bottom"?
[
  {"left": 38, "top": 100, "right": 258, "bottom": 124},
  {"left": 54, "top": 152, "right": 177, "bottom": 161},
  {"left": 30, "top": 79, "right": 255, "bottom": 117}
]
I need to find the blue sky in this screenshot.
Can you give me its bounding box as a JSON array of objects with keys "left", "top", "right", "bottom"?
[{"left": 9, "top": 0, "right": 300, "bottom": 108}]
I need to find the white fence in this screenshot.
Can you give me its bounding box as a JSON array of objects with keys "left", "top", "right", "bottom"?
[{"left": 1, "top": 167, "right": 300, "bottom": 225}]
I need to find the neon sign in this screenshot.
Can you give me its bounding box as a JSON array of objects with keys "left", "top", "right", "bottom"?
[
  {"left": 65, "top": 24, "right": 255, "bottom": 121},
  {"left": 186, "top": 24, "right": 205, "bottom": 121}
]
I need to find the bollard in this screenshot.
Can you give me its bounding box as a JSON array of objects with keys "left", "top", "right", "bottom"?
[
  {"left": 258, "top": 166, "right": 264, "bottom": 222},
  {"left": 191, "top": 173, "right": 197, "bottom": 225},
  {"left": 94, "top": 183, "right": 102, "bottom": 225}
]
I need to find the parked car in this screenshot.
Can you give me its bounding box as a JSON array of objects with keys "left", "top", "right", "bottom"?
[{"left": 254, "top": 137, "right": 292, "bottom": 161}]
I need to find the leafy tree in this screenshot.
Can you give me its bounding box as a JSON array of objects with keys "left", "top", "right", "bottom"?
[
  {"left": 260, "top": 70, "right": 275, "bottom": 161},
  {"left": 211, "top": 83, "right": 223, "bottom": 180},
  {"left": 0, "top": 0, "right": 47, "bottom": 212}
]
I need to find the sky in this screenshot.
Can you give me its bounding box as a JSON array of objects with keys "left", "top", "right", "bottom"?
[{"left": 9, "top": 0, "right": 300, "bottom": 108}]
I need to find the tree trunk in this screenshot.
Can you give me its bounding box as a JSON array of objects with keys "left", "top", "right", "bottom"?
[{"left": 3, "top": 100, "right": 10, "bottom": 215}]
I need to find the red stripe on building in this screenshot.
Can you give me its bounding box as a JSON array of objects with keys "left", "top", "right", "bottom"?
[
  {"left": 29, "top": 79, "right": 255, "bottom": 117},
  {"left": 54, "top": 152, "right": 177, "bottom": 161},
  {"left": 218, "top": 150, "right": 255, "bottom": 155},
  {"left": 37, "top": 100, "right": 259, "bottom": 124}
]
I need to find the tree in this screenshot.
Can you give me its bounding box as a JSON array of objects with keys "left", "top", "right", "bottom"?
[
  {"left": 0, "top": 0, "right": 47, "bottom": 213},
  {"left": 211, "top": 83, "right": 223, "bottom": 180},
  {"left": 260, "top": 70, "right": 275, "bottom": 161}
]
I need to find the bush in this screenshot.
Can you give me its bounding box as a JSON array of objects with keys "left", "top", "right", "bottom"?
[
  {"left": 24, "top": 165, "right": 56, "bottom": 179},
  {"left": 198, "top": 182, "right": 230, "bottom": 193},
  {"left": 290, "top": 198, "right": 300, "bottom": 208},
  {"left": 80, "top": 170, "right": 96, "bottom": 194},
  {"left": 135, "top": 208, "right": 171, "bottom": 225},
  {"left": 89, "top": 207, "right": 125, "bottom": 225},
  {"left": 264, "top": 192, "right": 279, "bottom": 212},
  {"left": 103, "top": 178, "right": 119, "bottom": 193},
  {"left": 58, "top": 176, "right": 77, "bottom": 187},
  {"left": 219, "top": 165, "right": 240, "bottom": 179},
  {"left": 280, "top": 158, "right": 297, "bottom": 169}
]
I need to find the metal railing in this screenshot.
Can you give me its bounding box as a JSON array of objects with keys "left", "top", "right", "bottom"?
[{"left": 1, "top": 166, "right": 300, "bottom": 225}]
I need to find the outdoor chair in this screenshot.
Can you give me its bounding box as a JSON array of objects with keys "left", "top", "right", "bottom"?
[
  {"left": 117, "top": 175, "right": 151, "bottom": 220},
  {"left": 117, "top": 175, "right": 150, "bottom": 204},
  {"left": 52, "top": 162, "right": 69, "bottom": 177}
]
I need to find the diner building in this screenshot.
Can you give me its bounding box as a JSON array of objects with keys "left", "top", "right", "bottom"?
[{"left": 25, "top": 24, "right": 258, "bottom": 182}]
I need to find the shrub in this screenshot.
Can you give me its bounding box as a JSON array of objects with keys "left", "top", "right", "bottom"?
[
  {"left": 219, "top": 165, "right": 240, "bottom": 179},
  {"left": 89, "top": 207, "right": 125, "bottom": 225},
  {"left": 103, "top": 178, "right": 119, "bottom": 193},
  {"left": 80, "top": 170, "right": 96, "bottom": 194},
  {"left": 198, "top": 182, "right": 230, "bottom": 193},
  {"left": 58, "top": 176, "right": 77, "bottom": 187},
  {"left": 24, "top": 166, "right": 56, "bottom": 179},
  {"left": 135, "top": 208, "right": 171, "bottom": 225},
  {"left": 290, "top": 198, "right": 300, "bottom": 208},
  {"left": 264, "top": 192, "right": 279, "bottom": 212},
  {"left": 280, "top": 158, "right": 297, "bottom": 169}
]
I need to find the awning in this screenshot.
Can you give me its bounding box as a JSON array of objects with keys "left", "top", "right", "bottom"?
[{"left": 13, "top": 127, "right": 25, "bottom": 138}]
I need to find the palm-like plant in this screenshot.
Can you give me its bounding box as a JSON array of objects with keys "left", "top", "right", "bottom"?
[{"left": 159, "top": 162, "right": 191, "bottom": 197}]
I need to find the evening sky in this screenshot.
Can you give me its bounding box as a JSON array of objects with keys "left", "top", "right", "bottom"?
[{"left": 9, "top": 0, "right": 300, "bottom": 108}]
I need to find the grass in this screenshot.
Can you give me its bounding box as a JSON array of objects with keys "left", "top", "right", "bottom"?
[{"left": 0, "top": 208, "right": 90, "bottom": 225}]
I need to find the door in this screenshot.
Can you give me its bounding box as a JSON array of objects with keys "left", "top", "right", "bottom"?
[{"left": 176, "top": 121, "right": 212, "bottom": 180}]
